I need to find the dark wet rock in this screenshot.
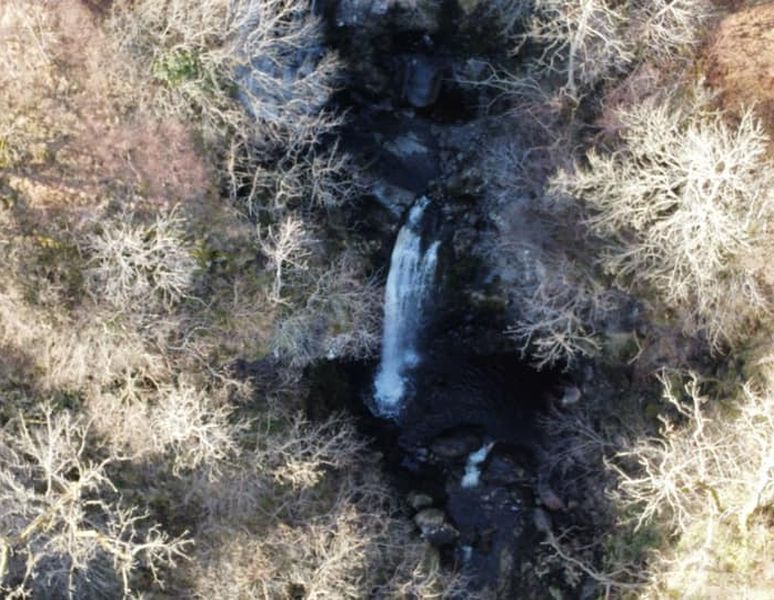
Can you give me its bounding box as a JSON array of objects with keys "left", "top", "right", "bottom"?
[
  {"left": 430, "top": 430, "right": 481, "bottom": 460},
  {"left": 407, "top": 490, "right": 434, "bottom": 511},
  {"left": 402, "top": 55, "right": 444, "bottom": 108},
  {"left": 560, "top": 385, "right": 582, "bottom": 407},
  {"left": 344, "top": 113, "right": 440, "bottom": 194},
  {"left": 452, "top": 226, "right": 477, "bottom": 255},
  {"left": 371, "top": 181, "right": 416, "bottom": 215},
  {"left": 537, "top": 482, "right": 566, "bottom": 512},
  {"left": 414, "top": 508, "right": 446, "bottom": 530},
  {"left": 497, "top": 547, "right": 515, "bottom": 598},
  {"left": 332, "top": 0, "right": 442, "bottom": 33},
  {"left": 483, "top": 453, "right": 528, "bottom": 486},
  {"left": 426, "top": 523, "right": 461, "bottom": 546},
  {"left": 532, "top": 508, "right": 552, "bottom": 535}
]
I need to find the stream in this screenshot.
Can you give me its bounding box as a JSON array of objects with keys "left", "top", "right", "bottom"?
[{"left": 300, "top": 1, "right": 572, "bottom": 595}]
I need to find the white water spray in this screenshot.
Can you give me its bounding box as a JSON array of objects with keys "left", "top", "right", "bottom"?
[
  {"left": 373, "top": 197, "right": 439, "bottom": 416},
  {"left": 461, "top": 442, "right": 495, "bottom": 489}
]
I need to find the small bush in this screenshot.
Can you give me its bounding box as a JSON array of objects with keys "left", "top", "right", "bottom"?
[
  {"left": 506, "top": 256, "right": 609, "bottom": 370},
  {"left": 110, "top": 0, "right": 341, "bottom": 149},
  {"left": 84, "top": 209, "right": 196, "bottom": 311},
  {"left": 270, "top": 252, "right": 382, "bottom": 367}
]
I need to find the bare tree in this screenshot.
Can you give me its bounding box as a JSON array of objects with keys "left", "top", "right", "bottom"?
[
  {"left": 270, "top": 251, "right": 382, "bottom": 367},
  {"left": 550, "top": 88, "right": 774, "bottom": 347},
  {"left": 523, "top": 0, "right": 633, "bottom": 98},
  {"left": 0, "top": 406, "right": 190, "bottom": 599},
  {"left": 259, "top": 214, "right": 313, "bottom": 305},
  {"left": 608, "top": 371, "right": 774, "bottom": 597},
  {"left": 84, "top": 209, "right": 196, "bottom": 312}
]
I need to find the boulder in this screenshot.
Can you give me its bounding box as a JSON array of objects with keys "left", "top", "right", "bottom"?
[
  {"left": 402, "top": 56, "right": 443, "bottom": 108},
  {"left": 333, "top": 0, "right": 442, "bottom": 33},
  {"left": 483, "top": 453, "right": 528, "bottom": 485},
  {"left": 407, "top": 490, "right": 434, "bottom": 511},
  {"left": 430, "top": 431, "right": 481, "bottom": 460},
  {"left": 413, "top": 508, "right": 460, "bottom": 546}
]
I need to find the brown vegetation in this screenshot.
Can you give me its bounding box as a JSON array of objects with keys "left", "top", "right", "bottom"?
[{"left": 706, "top": 2, "right": 774, "bottom": 139}]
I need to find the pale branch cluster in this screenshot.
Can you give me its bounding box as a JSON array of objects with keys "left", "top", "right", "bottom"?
[
  {"left": 108, "top": 0, "right": 235, "bottom": 138},
  {"left": 524, "top": 0, "right": 633, "bottom": 98},
  {"left": 230, "top": 0, "right": 343, "bottom": 149},
  {"left": 239, "top": 144, "right": 364, "bottom": 217},
  {"left": 612, "top": 373, "right": 774, "bottom": 536},
  {"left": 631, "top": 0, "right": 711, "bottom": 64},
  {"left": 0, "top": 406, "right": 190, "bottom": 599},
  {"left": 185, "top": 408, "right": 472, "bottom": 600},
  {"left": 606, "top": 372, "right": 774, "bottom": 596},
  {"left": 520, "top": 0, "right": 710, "bottom": 99},
  {"left": 84, "top": 209, "right": 197, "bottom": 311},
  {"left": 505, "top": 256, "right": 609, "bottom": 370},
  {"left": 270, "top": 252, "right": 383, "bottom": 367},
  {"left": 86, "top": 376, "right": 246, "bottom": 479},
  {"left": 110, "top": 0, "right": 341, "bottom": 150},
  {"left": 253, "top": 413, "right": 366, "bottom": 490},
  {"left": 259, "top": 214, "right": 313, "bottom": 305},
  {"left": 550, "top": 90, "right": 774, "bottom": 347}
]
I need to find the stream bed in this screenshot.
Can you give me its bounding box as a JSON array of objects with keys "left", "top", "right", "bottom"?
[{"left": 304, "top": 2, "right": 575, "bottom": 594}]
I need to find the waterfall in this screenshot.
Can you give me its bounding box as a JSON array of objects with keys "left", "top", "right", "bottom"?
[{"left": 373, "top": 197, "right": 439, "bottom": 416}]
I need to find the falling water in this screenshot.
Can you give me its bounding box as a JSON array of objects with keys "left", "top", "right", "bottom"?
[{"left": 373, "top": 197, "right": 439, "bottom": 416}]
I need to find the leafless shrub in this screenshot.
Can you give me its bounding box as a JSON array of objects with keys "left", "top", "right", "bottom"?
[
  {"left": 0, "top": 274, "right": 164, "bottom": 392},
  {"left": 516, "top": 0, "right": 711, "bottom": 100},
  {"left": 308, "top": 145, "right": 366, "bottom": 210},
  {"left": 88, "top": 379, "right": 244, "bottom": 479},
  {"left": 151, "top": 383, "right": 243, "bottom": 475},
  {"left": 523, "top": 0, "right": 633, "bottom": 98},
  {"left": 0, "top": 406, "right": 190, "bottom": 599},
  {"left": 185, "top": 408, "right": 471, "bottom": 600},
  {"left": 254, "top": 413, "right": 365, "bottom": 490},
  {"left": 259, "top": 214, "right": 313, "bottom": 305},
  {"left": 606, "top": 371, "right": 774, "bottom": 597},
  {"left": 240, "top": 144, "right": 363, "bottom": 217},
  {"left": 84, "top": 209, "right": 196, "bottom": 312},
  {"left": 231, "top": 0, "right": 343, "bottom": 149},
  {"left": 110, "top": 0, "right": 341, "bottom": 150},
  {"left": 270, "top": 251, "right": 382, "bottom": 366},
  {"left": 550, "top": 89, "right": 774, "bottom": 348},
  {"left": 630, "top": 0, "right": 711, "bottom": 64},
  {"left": 504, "top": 254, "right": 610, "bottom": 370},
  {"left": 108, "top": 0, "right": 239, "bottom": 141}
]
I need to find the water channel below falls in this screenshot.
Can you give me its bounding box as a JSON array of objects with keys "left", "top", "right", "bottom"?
[{"left": 307, "top": 2, "right": 571, "bottom": 595}]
